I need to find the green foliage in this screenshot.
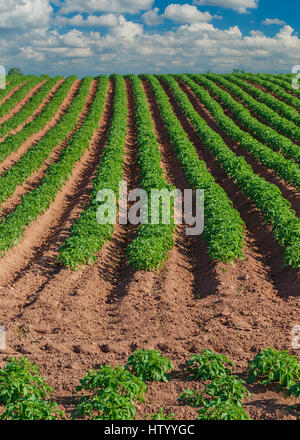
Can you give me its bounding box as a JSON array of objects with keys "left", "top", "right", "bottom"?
[
  {"left": 8, "top": 68, "right": 23, "bottom": 76},
  {"left": 286, "top": 382, "right": 300, "bottom": 398},
  {"left": 187, "top": 349, "right": 234, "bottom": 380},
  {"left": 248, "top": 348, "right": 300, "bottom": 390},
  {"left": 0, "top": 76, "right": 108, "bottom": 259},
  {"left": 144, "top": 408, "right": 176, "bottom": 420},
  {"left": 143, "top": 74, "right": 246, "bottom": 264},
  {"left": 179, "top": 74, "right": 300, "bottom": 193},
  {"left": 0, "top": 76, "right": 47, "bottom": 119},
  {"left": 0, "top": 76, "right": 63, "bottom": 139},
  {"left": 126, "top": 74, "right": 176, "bottom": 271},
  {"left": 168, "top": 74, "right": 300, "bottom": 269},
  {"left": 178, "top": 388, "right": 205, "bottom": 407},
  {"left": 204, "top": 375, "right": 251, "bottom": 405},
  {"left": 73, "top": 365, "right": 146, "bottom": 420},
  {"left": 0, "top": 357, "right": 64, "bottom": 420},
  {"left": 197, "top": 400, "right": 250, "bottom": 420},
  {"left": 58, "top": 74, "right": 126, "bottom": 270},
  {"left": 126, "top": 350, "right": 174, "bottom": 382},
  {"left": 0, "top": 75, "right": 76, "bottom": 163}
]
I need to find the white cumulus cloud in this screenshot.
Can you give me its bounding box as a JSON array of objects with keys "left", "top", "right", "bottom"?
[
  {"left": 262, "top": 18, "right": 286, "bottom": 26},
  {"left": 193, "top": 0, "right": 258, "bottom": 14},
  {"left": 0, "top": 0, "right": 53, "bottom": 29},
  {"left": 54, "top": 0, "right": 154, "bottom": 15},
  {"left": 142, "top": 8, "right": 164, "bottom": 26},
  {"left": 164, "top": 4, "right": 213, "bottom": 24}
]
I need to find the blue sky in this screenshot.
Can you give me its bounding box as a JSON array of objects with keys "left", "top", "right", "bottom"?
[{"left": 0, "top": 0, "right": 299, "bottom": 76}]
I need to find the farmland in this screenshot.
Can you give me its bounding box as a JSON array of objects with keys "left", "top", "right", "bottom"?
[{"left": 0, "top": 72, "right": 299, "bottom": 420}]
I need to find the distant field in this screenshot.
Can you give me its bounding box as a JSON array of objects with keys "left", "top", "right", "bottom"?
[{"left": 0, "top": 72, "right": 299, "bottom": 420}]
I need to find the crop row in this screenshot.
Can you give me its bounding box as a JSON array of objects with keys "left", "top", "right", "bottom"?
[
  {"left": 228, "top": 75, "right": 300, "bottom": 125},
  {"left": 0, "top": 76, "right": 76, "bottom": 163},
  {"left": 207, "top": 74, "right": 300, "bottom": 144},
  {"left": 0, "top": 76, "right": 63, "bottom": 138},
  {"left": 58, "top": 75, "right": 127, "bottom": 270},
  {"left": 0, "top": 76, "right": 47, "bottom": 118},
  {"left": 0, "top": 76, "right": 109, "bottom": 258},
  {"left": 266, "top": 73, "right": 300, "bottom": 94},
  {"left": 163, "top": 75, "right": 300, "bottom": 269},
  {"left": 126, "top": 75, "right": 176, "bottom": 271},
  {"left": 179, "top": 75, "right": 300, "bottom": 191},
  {"left": 192, "top": 74, "right": 300, "bottom": 165},
  {"left": 143, "top": 74, "right": 246, "bottom": 264},
  {"left": 0, "top": 77, "right": 93, "bottom": 205},
  {"left": 240, "top": 73, "right": 300, "bottom": 111},
  {"left": 0, "top": 75, "right": 28, "bottom": 101}
]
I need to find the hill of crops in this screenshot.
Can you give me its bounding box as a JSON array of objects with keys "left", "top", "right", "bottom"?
[{"left": 0, "top": 72, "right": 299, "bottom": 420}]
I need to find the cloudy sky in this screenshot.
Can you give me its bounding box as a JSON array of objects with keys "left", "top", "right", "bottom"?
[{"left": 0, "top": 0, "right": 299, "bottom": 76}]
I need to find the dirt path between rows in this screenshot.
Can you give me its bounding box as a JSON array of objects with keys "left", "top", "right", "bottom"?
[
  {"left": 0, "top": 79, "right": 65, "bottom": 143},
  {"left": 0, "top": 79, "right": 80, "bottom": 176},
  {"left": 176, "top": 79, "right": 300, "bottom": 217},
  {"left": 0, "top": 80, "right": 46, "bottom": 125},
  {"left": 0, "top": 79, "right": 98, "bottom": 220},
  {"left": 0, "top": 76, "right": 299, "bottom": 420}
]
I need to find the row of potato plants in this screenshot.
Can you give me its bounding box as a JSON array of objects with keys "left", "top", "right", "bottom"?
[
  {"left": 0, "top": 76, "right": 109, "bottom": 258},
  {"left": 207, "top": 74, "right": 300, "bottom": 144},
  {"left": 0, "top": 76, "right": 46, "bottom": 118},
  {"left": 179, "top": 75, "right": 300, "bottom": 191},
  {"left": 226, "top": 74, "right": 300, "bottom": 127},
  {"left": 0, "top": 75, "right": 29, "bottom": 101},
  {"left": 0, "top": 77, "right": 92, "bottom": 205},
  {"left": 0, "top": 76, "right": 76, "bottom": 163},
  {"left": 0, "top": 76, "right": 62, "bottom": 138},
  {"left": 126, "top": 75, "right": 176, "bottom": 271},
  {"left": 58, "top": 75, "right": 127, "bottom": 270},
  {"left": 143, "top": 74, "right": 246, "bottom": 264},
  {"left": 239, "top": 73, "right": 300, "bottom": 111},
  {"left": 267, "top": 73, "right": 300, "bottom": 93},
  {"left": 193, "top": 74, "right": 300, "bottom": 165},
  {"left": 163, "top": 75, "right": 300, "bottom": 269}
]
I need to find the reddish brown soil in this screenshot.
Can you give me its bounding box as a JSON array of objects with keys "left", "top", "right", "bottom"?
[
  {"left": 0, "top": 81, "right": 26, "bottom": 106},
  {"left": 0, "top": 77, "right": 299, "bottom": 421},
  {"left": 0, "top": 79, "right": 80, "bottom": 177},
  {"left": 0, "top": 78, "right": 64, "bottom": 143},
  {"left": 0, "top": 80, "right": 47, "bottom": 125},
  {"left": 244, "top": 79, "right": 300, "bottom": 112},
  {"left": 0, "top": 79, "right": 98, "bottom": 220},
  {"left": 207, "top": 79, "right": 300, "bottom": 146}
]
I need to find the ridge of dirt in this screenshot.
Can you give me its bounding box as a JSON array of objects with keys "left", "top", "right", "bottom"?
[
  {"left": 0, "top": 76, "right": 299, "bottom": 421},
  {"left": 0, "top": 79, "right": 98, "bottom": 220},
  {"left": 0, "top": 79, "right": 65, "bottom": 143},
  {"left": 207, "top": 79, "right": 300, "bottom": 147},
  {"left": 244, "top": 79, "right": 300, "bottom": 113},
  {"left": 0, "top": 79, "right": 81, "bottom": 177},
  {"left": 176, "top": 79, "right": 300, "bottom": 217},
  {"left": 0, "top": 81, "right": 26, "bottom": 106},
  {"left": 0, "top": 80, "right": 47, "bottom": 125}
]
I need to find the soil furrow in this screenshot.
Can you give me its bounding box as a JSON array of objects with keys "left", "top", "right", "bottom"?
[
  {"left": 0, "top": 79, "right": 98, "bottom": 220},
  {"left": 207, "top": 79, "right": 300, "bottom": 147},
  {"left": 0, "top": 80, "right": 46, "bottom": 125},
  {"left": 177, "top": 79, "right": 300, "bottom": 216},
  {"left": 0, "top": 81, "right": 26, "bottom": 106},
  {"left": 0, "top": 79, "right": 65, "bottom": 143},
  {"left": 0, "top": 79, "right": 81, "bottom": 176},
  {"left": 159, "top": 78, "right": 300, "bottom": 298}
]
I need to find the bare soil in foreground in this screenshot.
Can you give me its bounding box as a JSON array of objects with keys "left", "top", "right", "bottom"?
[{"left": 0, "top": 78, "right": 299, "bottom": 420}]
